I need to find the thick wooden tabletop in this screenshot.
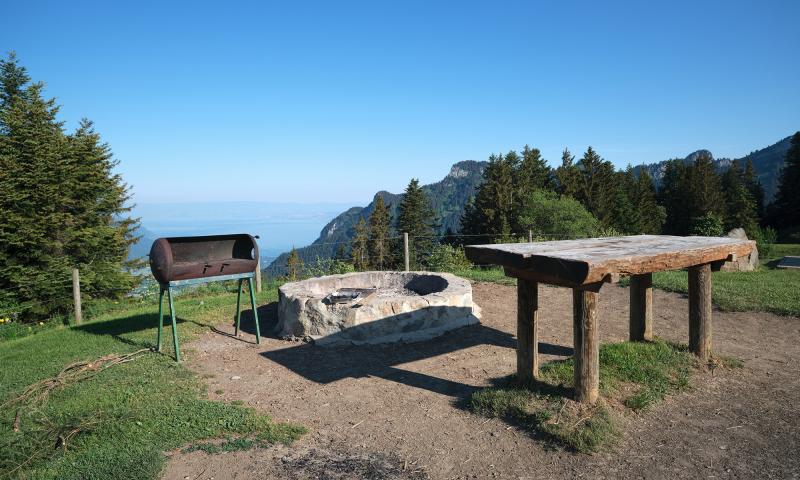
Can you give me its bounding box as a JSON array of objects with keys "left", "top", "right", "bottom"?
[{"left": 464, "top": 235, "right": 755, "bottom": 287}]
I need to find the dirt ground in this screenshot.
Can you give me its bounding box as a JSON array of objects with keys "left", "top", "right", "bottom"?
[{"left": 163, "top": 282, "right": 800, "bottom": 480}]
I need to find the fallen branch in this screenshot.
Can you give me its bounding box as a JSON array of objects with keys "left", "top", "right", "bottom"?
[{"left": 3, "top": 349, "right": 150, "bottom": 414}]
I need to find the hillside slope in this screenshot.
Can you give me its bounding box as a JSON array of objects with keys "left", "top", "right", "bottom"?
[
  {"left": 266, "top": 160, "right": 486, "bottom": 274},
  {"left": 633, "top": 134, "right": 793, "bottom": 201}
]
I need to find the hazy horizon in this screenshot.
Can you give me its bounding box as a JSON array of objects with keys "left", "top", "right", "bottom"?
[{"left": 132, "top": 201, "right": 356, "bottom": 258}]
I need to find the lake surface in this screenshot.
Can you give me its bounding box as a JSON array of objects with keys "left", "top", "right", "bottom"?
[{"left": 133, "top": 201, "right": 354, "bottom": 263}]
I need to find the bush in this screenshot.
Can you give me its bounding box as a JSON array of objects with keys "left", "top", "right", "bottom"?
[
  {"left": 426, "top": 244, "right": 472, "bottom": 272},
  {"left": 752, "top": 226, "right": 778, "bottom": 259},
  {"left": 304, "top": 257, "right": 355, "bottom": 278},
  {"left": 520, "top": 190, "right": 600, "bottom": 239},
  {"left": 690, "top": 213, "right": 724, "bottom": 236},
  {"left": 595, "top": 226, "right": 623, "bottom": 237}
]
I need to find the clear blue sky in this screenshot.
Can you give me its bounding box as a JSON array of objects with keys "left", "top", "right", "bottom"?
[{"left": 4, "top": 0, "right": 799, "bottom": 205}]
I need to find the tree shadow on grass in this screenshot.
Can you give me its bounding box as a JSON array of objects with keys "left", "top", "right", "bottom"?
[
  {"left": 73, "top": 312, "right": 165, "bottom": 348},
  {"left": 72, "top": 301, "right": 273, "bottom": 349}
]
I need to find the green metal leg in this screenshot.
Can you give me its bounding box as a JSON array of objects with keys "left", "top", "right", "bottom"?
[
  {"left": 248, "top": 277, "right": 261, "bottom": 344},
  {"left": 235, "top": 278, "right": 243, "bottom": 337},
  {"left": 167, "top": 287, "right": 181, "bottom": 362},
  {"left": 156, "top": 288, "right": 165, "bottom": 352}
]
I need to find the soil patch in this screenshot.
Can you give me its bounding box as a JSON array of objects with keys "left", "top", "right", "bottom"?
[{"left": 163, "top": 281, "right": 800, "bottom": 479}]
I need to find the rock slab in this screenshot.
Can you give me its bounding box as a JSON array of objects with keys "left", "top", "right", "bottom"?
[{"left": 277, "top": 272, "right": 481, "bottom": 346}]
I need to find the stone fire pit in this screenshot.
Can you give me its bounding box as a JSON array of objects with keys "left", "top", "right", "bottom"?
[{"left": 277, "top": 271, "right": 481, "bottom": 346}]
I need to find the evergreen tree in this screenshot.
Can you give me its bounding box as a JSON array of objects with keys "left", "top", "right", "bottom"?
[
  {"left": 572, "top": 146, "right": 631, "bottom": 232},
  {"left": 743, "top": 158, "right": 765, "bottom": 220},
  {"left": 658, "top": 160, "right": 692, "bottom": 234},
  {"left": 513, "top": 146, "right": 552, "bottom": 231},
  {"left": 631, "top": 169, "right": 665, "bottom": 234},
  {"left": 770, "top": 131, "right": 800, "bottom": 229},
  {"left": 286, "top": 247, "right": 303, "bottom": 280},
  {"left": 516, "top": 145, "right": 552, "bottom": 193},
  {"left": 350, "top": 217, "right": 370, "bottom": 271},
  {"left": 597, "top": 169, "right": 636, "bottom": 233},
  {"left": 0, "top": 53, "right": 138, "bottom": 320},
  {"left": 575, "top": 146, "right": 609, "bottom": 215},
  {"left": 554, "top": 148, "right": 581, "bottom": 198},
  {"left": 459, "top": 153, "right": 516, "bottom": 242},
  {"left": 367, "top": 195, "right": 392, "bottom": 270},
  {"left": 334, "top": 244, "right": 347, "bottom": 261},
  {"left": 396, "top": 178, "right": 436, "bottom": 269},
  {"left": 658, "top": 154, "right": 730, "bottom": 235},
  {"left": 688, "top": 152, "right": 727, "bottom": 228},
  {"left": 721, "top": 161, "right": 758, "bottom": 234}
]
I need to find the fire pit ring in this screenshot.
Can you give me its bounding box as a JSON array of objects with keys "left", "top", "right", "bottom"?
[{"left": 277, "top": 271, "right": 481, "bottom": 346}]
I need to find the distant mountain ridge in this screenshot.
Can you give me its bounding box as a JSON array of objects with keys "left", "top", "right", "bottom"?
[
  {"left": 633, "top": 135, "right": 792, "bottom": 201},
  {"left": 266, "top": 160, "right": 487, "bottom": 275}
]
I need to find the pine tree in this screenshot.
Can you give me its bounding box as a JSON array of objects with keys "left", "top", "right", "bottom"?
[
  {"left": 516, "top": 145, "right": 552, "bottom": 193},
  {"left": 743, "top": 158, "right": 765, "bottom": 220},
  {"left": 659, "top": 160, "right": 693, "bottom": 235},
  {"left": 554, "top": 148, "right": 581, "bottom": 198},
  {"left": 396, "top": 178, "right": 436, "bottom": 269},
  {"left": 459, "top": 153, "right": 516, "bottom": 242},
  {"left": 688, "top": 152, "right": 727, "bottom": 228},
  {"left": 367, "top": 195, "right": 392, "bottom": 270},
  {"left": 286, "top": 247, "right": 303, "bottom": 280},
  {"left": 350, "top": 217, "right": 370, "bottom": 271},
  {"left": 597, "top": 169, "right": 636, "bottom": 233},
  {"left": 721, "top": 161, "right": 758, "bottom": 234},
  {"left": 631, "top": 169, "right": 665, "bottom": 234},
  {"left": 575, "top": 147, "right": 609, "bottom": 215},
  {"left": 0, "top": 53, "right": 138, "bottom": 320},
  {"left": 770, "top": 131, "right": 800, "bottom": 229},
  {"left": 513, "top": 146, "right": 552, "bottom": 231}
]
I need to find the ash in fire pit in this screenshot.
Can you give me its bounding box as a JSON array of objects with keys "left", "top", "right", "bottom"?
[
  {"left": 324, "top": 288, "right": 376, "bottom": 305},
  {"left": 277, "top": 272, "right": 480, "bottom": 346}
]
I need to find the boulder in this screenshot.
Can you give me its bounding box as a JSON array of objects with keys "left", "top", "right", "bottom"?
[
  {"left": 720, "top": 228, "right": 758, "bottom": 271},
  {"left": 277, "top": 271, "right": 481, "bottom": 347}
]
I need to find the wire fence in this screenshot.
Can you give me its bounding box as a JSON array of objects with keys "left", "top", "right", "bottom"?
[{"left": 0, "top": 229, "right": 586, "bottom": 323}]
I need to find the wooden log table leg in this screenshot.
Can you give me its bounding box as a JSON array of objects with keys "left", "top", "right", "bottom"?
[
  {"left": 629, "top": 273, "right": 653, "bottom": 341},
  {"left": 688, "top": 263, "right": 712, "bottom": 361},
  {"left": 517, "top": 278, "right": 539, "bottom": 384},
  {"left": 573, "top": 289, "right": 599, "bottom": 404}
]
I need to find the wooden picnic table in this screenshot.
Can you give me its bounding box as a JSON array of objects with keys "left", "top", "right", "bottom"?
[{"left": 464, "top": 235, "right": 755, "bottom": 404}]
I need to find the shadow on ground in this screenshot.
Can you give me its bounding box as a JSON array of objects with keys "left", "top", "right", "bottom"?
[{"left": 250, "top": 301, "right": 572, "bottom": 399}]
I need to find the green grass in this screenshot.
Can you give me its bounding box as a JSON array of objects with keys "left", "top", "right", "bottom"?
[
  {"left": 767, "top": 243, "right": 800, "bottom": 260},
  {"left": 0, "top": 280, "right": 305, "bottom": 480},
  {"left": 453, "top": 267, "right": 516, "bottom": 286},
  {"left": 647, "top": 268, "right": 800, "bottom": 317},
  {"left": 470, "top": 340, "right": 712, "bottom": 453}
]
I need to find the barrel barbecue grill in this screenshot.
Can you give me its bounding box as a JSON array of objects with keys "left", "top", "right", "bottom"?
[{"left": 149, "top": 234, "right": 261, "bottom": 361}]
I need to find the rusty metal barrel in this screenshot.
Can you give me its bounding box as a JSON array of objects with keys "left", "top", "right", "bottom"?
[{"left": 149, "top": 233, "right": 259, "bottom": 285}]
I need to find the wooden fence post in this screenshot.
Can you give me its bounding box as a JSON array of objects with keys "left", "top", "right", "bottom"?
[
  {"left": 72, "top": 268, "right": 82, "bottom": 325},
  {"left": 255, "top": 261, "right": 262, "bottom": 293},
  {"left": 528, "top": 230, "right": 533, "bottom": 243},
  {"left": 403, "top": 232, "right": 410, "bottom": 272}
]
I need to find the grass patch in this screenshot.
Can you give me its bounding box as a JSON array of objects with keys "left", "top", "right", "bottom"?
[
  {"left": 0, "top": 280, "right": 305, "bottom": 480},
  {"left": 647, "top": 268, "right": 800, "bottom": 317},
  {"left": 469, "top": 340, "right": 722, "bottom": 453},
  {"left": 767, "top": 243, "right": 800, "bottom": 260},
  {"left": 453, "top": 267, "right": 516, "bottom": 286}
]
